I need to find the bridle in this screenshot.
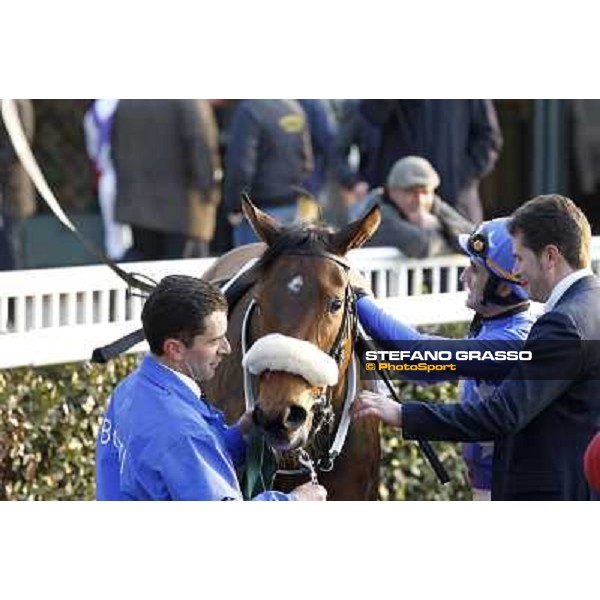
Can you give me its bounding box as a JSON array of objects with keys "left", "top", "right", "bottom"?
[{"left": 238, "top": 234, "right": 359, "bottom": 479}]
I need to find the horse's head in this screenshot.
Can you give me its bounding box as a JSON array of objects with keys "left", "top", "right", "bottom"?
[{"left": 241, "top": 196, "right": 380, "bottom": 452}]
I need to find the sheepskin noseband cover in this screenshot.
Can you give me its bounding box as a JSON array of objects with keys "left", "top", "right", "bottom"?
[{"left": 242, "top": 333, "right": 339, "bottom": 387}]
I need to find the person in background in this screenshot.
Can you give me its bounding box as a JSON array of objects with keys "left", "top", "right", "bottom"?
[
  {"left": 0, "top": 99, "right": 36, "bottom": 270},
  {"left": 224, "top": 99, "right": 313, "bottom": 247},
  {"left": 210, "top": 100, "right": 239, "bottom": 254},
  {"left": 185, "top": 100, "right": 224, "bottom": 258},
  {"left": 83, "top": 99, "right": 132, "bottom": 260},
  {"left": 296, "top": 99, "right": 337, "bottom": 223},
  {"left": 360, "top": 100, "right": 503, "bottom": 223},
  {"left": 333, "top": 99, "right": 380, "bottom": 224},
  {"left": 365, "top": 155, "right": 473, "bottom": 258},
  {"left": 297, "top": 99, "right": 337, "bottom": 200},
  {"left": 111, "top": 100, "right": 213, "bottom": 261}
]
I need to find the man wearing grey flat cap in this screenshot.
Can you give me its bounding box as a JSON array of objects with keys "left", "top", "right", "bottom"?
[
  {"left": 360, "top": 100, "right": 503, "bottom": 223},
  {"left": 365, "top": 156, "right": 474, "bottom": 258}
]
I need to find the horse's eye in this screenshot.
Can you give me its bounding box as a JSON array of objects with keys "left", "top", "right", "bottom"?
[{"left": 329, "top": 297, "right": 343, "bottom": 313}]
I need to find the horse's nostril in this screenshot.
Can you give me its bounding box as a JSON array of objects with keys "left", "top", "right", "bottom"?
[
  {"left": 283, "top": 405, "right": 308, "bottom": 430},
  {"left": 254, "top": 405, "right": 285, "bottom": 434}
]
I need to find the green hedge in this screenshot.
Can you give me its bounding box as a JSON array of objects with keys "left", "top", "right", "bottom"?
[
  {"left": 1, "top": 324, "right": 472, "bottom": 500},
  {"left": 0, "top": 358, "right": 138, "bottom": 500}
]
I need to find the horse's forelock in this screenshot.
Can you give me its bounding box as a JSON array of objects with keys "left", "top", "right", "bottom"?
[{"left": 265, "top": 223, "right": 340, "bottom": 260}]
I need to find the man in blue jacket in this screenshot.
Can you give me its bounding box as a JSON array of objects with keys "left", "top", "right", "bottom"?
[
  {"left": 356, "top": 217, "right": 535, "bottom": 499},
  {"left": 354, "top": 195, "right": 600, "bottom": 500},
  {"left": 96, "top": 275, "right": 326, "bottom": 501}
]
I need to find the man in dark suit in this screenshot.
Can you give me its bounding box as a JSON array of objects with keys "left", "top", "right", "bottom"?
[
  {"left": 112, "top": 100, "right": 214, "bottom": 261},
  {"left": 353, "top": 195, "right": 600, "bottom": 500}
]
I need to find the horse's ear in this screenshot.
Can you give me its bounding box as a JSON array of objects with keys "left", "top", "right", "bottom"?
[
  {"left": 241, "top": 193, "right": 283, "bottom": 246},
  {"left": 329, "top": 204, "right": 381, "bottom": 255}
]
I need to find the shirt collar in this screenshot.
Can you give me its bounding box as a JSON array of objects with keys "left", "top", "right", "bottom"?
[
  {"left": 544, "top": 268, "right": 594, "bottom": 313},
  {"left": 161, "top": 362, "right": 203, "bottom": 399}
]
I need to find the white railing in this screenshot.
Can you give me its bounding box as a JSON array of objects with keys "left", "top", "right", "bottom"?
[
  {"left": 2, "top": 240, "right": 600, "bottom": 370},
  {"left": 348, "top": 248, "right": 469, "bottom": 297},
  {"left": 0, "top": 248, "right": 470, "bottom": 336},
  {"left": 0, "top": 258, "right": 215, "bottom": 334}
]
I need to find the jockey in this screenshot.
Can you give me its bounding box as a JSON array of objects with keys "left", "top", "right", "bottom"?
[
  {"left": 353, "top": 217, "right": 536, "bottom": 500},
  {"left": 95, "top": 275, "right": 327, "bottom": 501}
]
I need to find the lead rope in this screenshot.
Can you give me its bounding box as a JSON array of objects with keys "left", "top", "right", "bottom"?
[{"left": 298, "top": 450, "right": 319, "bottom": 486}]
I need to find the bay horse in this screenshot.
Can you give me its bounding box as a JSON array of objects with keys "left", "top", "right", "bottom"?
[{"left": 202, "top": 197, "right": 382, "bottom": 500}]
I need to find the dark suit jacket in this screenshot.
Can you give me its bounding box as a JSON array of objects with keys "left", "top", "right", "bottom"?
[
  {"left": 359, "top": 100, "right": 503, "bottom": 209},
  {"left": 112, "top": 100, "right": 213, "bottom": 235},
  {"left": 403, "top": 275, "right": 600, "bottom": 500}
]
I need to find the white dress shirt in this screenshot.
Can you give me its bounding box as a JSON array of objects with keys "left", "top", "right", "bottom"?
[
  {"left": 544, "top": 268, "right": 594, "bottom": 313},
  {"left": 162, "top": 362, "right": 203, "bottom": 399}
]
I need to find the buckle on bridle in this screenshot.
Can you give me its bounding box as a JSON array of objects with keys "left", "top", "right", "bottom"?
[
  {"left": 298, "top": 450, "right": 319, "bottom": 485},
  {"left": 317, "top": 452, "right": 337, "bottom": 473}
]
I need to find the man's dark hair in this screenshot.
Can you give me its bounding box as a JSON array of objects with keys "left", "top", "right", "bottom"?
[
  {"left": 508, "top": 194, "right": 591, "bottom": 269},
  {"left": 141, "top": 275, "right": 228, "bottom": 355}
]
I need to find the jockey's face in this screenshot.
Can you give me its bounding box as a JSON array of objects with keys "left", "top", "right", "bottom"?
[
  {"left": 461, "top": 259, "right": 490, "bottom": 313},
  {"left": 461, "top": 260, "right": 520, "bottom": 316},
  {"left": 182, "top": 311, "right": 231, "bottom": 383}
]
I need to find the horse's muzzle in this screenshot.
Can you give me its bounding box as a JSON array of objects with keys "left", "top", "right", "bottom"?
[{"left": 253, "top": 404, "right": 308, "bottom": 434}]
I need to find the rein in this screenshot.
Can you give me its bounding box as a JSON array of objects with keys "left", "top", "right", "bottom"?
[{"left": 1, "top": 99, "right": 155, "bottom": 296}]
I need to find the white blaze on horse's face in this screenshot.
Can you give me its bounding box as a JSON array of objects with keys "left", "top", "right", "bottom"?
[{"left": 287, "top": 275, "right": 303, "bottom": 294}]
